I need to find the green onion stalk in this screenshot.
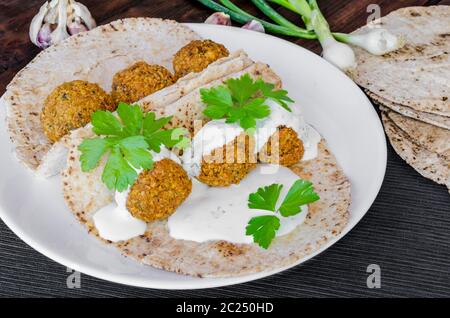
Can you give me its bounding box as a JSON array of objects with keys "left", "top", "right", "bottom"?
[
  {"left": 267, "top": 0, "right": 313, "bottom": 30},
  {"left": 197, "top": 0, "right": 317, "bottom": 38},
  {"left": 197, "top": 0, "right": 405, "bottom": 70}
]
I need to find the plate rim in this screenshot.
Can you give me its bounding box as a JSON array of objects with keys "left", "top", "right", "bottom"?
[{"left": 0, "top": 23, "right": 387, "bottom": 290}]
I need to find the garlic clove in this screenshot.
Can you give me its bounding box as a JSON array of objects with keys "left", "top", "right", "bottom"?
[
  {"left": 50, "top": 0, "right": 70, "bottom": 45},
  {"left": 45, "top": 0, "right": 60, "bottom": 23},
  {"left": 204, "top": 12, "right": 231, "bottom": 26},
  {"left": 67, "top": 21, "right": 88, "bottom": 35},
  {"left": 242, "top": 20, "right": 265, "bottom": 33},
  {"left": 29, "top": 1, "right": 50, "bottom": 47},
  {"left": 37, "top": 23, "right": 53, "bottom": 48},
  {"left": 70, "top": 1, "right": 96, "bottom": 29}
]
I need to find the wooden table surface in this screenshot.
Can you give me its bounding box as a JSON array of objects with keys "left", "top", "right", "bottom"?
[{"left": 1, "top": 0, "right": 450, "bottom": 297}]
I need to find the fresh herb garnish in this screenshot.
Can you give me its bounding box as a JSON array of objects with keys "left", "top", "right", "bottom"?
[
  {"left": 200, "top": 74, "right": 293, "bottom": 130},
  {"left": 247, "top": 183, "right": 283, "bottom": 212},
  {"left": 246, "top": 215, "right": 280, "bottom": 249},
  {"left": 79, "top": 102, "right": 189, "bottom": 192},
  {"left": 246, "top": 179, "right": 320, "bottom": 249},
  {"left": 278, "top": 179, "right": 320, "bottom": 217}
]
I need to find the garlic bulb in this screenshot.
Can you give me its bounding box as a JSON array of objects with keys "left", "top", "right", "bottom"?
[
  {"left": 204, "top": 12, "right": 232, "bottom": 26},
  {"left": 29, "top": 0, "right": 96, "bottom": 49},
  {"left": 242, "top": 20, "right": 265, "bottom": 33}
]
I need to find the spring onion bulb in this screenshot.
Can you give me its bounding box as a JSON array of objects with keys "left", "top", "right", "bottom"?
[
  {"left": 320, "top": 37, "right": 357, "bottom": 70},
  {"left": 309, "top": 2, "right": 356, "bottom": 70},
  {"left": 334, "top": 29, "right": 405, "bottom": 55}
]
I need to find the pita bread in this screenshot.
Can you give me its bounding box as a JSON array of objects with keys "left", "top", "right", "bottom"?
[
  {"left": 385, "top": 110, "right": 450, "bottom": 159},
  {"left": 62, "top": 61, "right": 282, "bottom": 209},
  {"left": 351, "top": 6, "right": 450, "bottom": 117},
  {"left": 382, "top": 113, "right": 449, "bottom": 189},
  {"left": 138, "top": 50, "right": 254, "bottom": 111},
  {"left": 3, "top": 18, "right": 201, "bottom": 175},
  {"left": 367, "top": 90, "right": 450, "bottom": 130},
  {"left": 63, "top": 130, "right": 350, "bottom": 277},
  {"left": 140, "top": 62, "right": 282, "bottom": 134},
  {"left": 61, "top": 64, "right": 350, "bottom": 277}
]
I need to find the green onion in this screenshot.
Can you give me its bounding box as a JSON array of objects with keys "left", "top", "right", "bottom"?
[
  {"left": 197, "top": 0, "right": 317, "bottom": 38},
  {"left": 250, "top": 0, "right": 304, "bottom": 32},
  {"left": 267, "top": 0, "right": 313, "bottom": 30},
  {"left": 197, "top": 0, "right": 404, "bottom": 65},
  {"left": 197, "top": 0, "right": 253, "bottom": 25},
  {"left": 309, "top": 0, "right": 356, "bottom": 70}
]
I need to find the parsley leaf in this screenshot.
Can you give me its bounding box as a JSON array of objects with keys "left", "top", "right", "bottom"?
[
  {"left": 143, "top": 112, "right": 172, "bottom": 134},
  {"left": 79, "top": 138, "right": 110, "bottom": 172},
  {"left": 246, "top": 179, "right": 320, "bottom": 249},
  {"left": 201, "top": 74, "right": 293, "bottom": 130},
  {"left": 143, "top": 113, "right": 190, "bottom": 152},
  {"left": 255, "top": 79, "right": 294, "bottom": 112},
  {"left": 91, "top": 111, "right": 123, "bottom": 136},
  {"left": 102, "top": 145, "right": 138, "bottom": 192},
  {"left": 243, "top": 98, "right": 271, "bottom": 119},
  {"left": 200, "top": 86, "right": 233, "bottom": 119},
  {"left": 78, "top": 103, "right": 190, "bottom": 192},
  {"left": 227, "top": 74, "right": 259, "bottom": 105},
  {"left": 117, "top": 102, "right": 143, "bottom": 135},
  {"left": 248, "top": 183, "right": 283, "bottom": 212},
  {"left": 246, "top": 215, "right": 280, "bottom": 249},
  {"left": 118, "top": 136, "right": 153, "bottom": 170},
  {"left": 278, "top": 180, "right": 320, "bottom": 217}
]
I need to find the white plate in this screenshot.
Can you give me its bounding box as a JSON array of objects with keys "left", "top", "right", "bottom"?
[{"left": 0, "top": 23, "right": 386, "bottom": 289}]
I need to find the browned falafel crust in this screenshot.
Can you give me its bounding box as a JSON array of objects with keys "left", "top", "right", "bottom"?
[
  {"left": 41, "top": 80, "right": 114, "bottom": 142},
  {"left": 198, "top": 133, "right": 257, "bottom": 187},
  {"left": 173, "top": 39, "right": 229, "bottom": 79},
  {"left": 126, "top": 159, "right": 192, "bottom": 222},
  {"left": 111, "top": 62, "right": 175, "bottom": 105},
  {"left": 258, "top": 126, "right": 304, "bottom": 166}
]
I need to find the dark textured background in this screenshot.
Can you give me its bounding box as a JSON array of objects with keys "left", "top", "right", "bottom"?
[{"left": 0, "top": 0, "right": 449, "bottom": 298}]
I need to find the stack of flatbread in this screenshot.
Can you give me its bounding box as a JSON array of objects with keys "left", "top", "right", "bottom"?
[{"left": 351, "top": 6, "right": 450, "bottom": 190}]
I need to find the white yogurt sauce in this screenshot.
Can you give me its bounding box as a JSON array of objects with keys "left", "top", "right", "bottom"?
[
  {"left": 92, "top": 100, "right": 321, "bottom": 244},
  {"left": 168, "top": 164, "right": 308, "bottom": 244},
  {"left": 182, "top": 99, "right": 321, "bottom": 177},
  {"left": 93, "top": 147, "right": 178, "bottom": 242}
]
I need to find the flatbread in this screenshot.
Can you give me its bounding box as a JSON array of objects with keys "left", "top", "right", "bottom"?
[
  {"left": 63, "top": 131, "right": 350, "bottom": 277},
  {"left": 61, "top": 65, "right": 350, "bottom": 277},
  {"left": 140, "top": 62, "right": 282, "bottom": 134},
  {"left": 3, "top": 18, "right": 201, "bottom": 175},
  {"left": 62, "top": 61, "right": 282, "bottom": 209},
  {"left": 382, "top": 113, "right": 449, "bottom": 189},
  {"left": 367, "top": 90, "right": 450, "bottom": 130},
  {"left": 351, "top": 6, "right": 450, "bottom": 117},
  {"left": 138, "top": 50, "right": 254, "bottom": 111},
  {"left": 385, "top": 110, "right": 450, "bottom": 159}
]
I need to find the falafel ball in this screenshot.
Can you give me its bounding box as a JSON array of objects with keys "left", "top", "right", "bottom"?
[
  {"left": 258, "top": 126, "right": 304, "bottom": 167},
  {"left": 41, "top": 80, "right": 114, "bottom": 142},
  {"left": 111, "top": 62, "right": 175, "bottom": 105},
  {"left": 126, "top": 159, "right": 192, "bottom": 222},
  {"left": 173, "top": 40, "right": 229, "bottom": 79},
  {"left": 197, "top": 133, "right": 257, "bottom": 187}
]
